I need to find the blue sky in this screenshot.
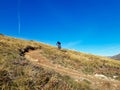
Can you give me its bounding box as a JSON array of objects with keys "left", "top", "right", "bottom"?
[{"left": 0, "top": 0, "right": 120, "bottom": 56}]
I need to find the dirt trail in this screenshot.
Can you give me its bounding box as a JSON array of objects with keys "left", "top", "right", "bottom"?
[
  {"left": 25, "top": 50, "right": 84, "bottom": 79},
  {"left": 25, "top": 50, "right": 120, "bottom": 89}
]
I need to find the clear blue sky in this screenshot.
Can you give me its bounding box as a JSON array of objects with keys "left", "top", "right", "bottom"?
[{"left": 0, "top": 0, "right": 120, "bottom": 56}]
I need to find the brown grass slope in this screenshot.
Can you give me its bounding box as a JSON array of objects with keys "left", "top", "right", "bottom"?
[{"left": 0, "top": 34, "right": 120, "bottom": 90}]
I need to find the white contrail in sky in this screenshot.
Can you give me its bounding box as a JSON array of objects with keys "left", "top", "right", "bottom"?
[
  {"left": 18, "top": 0, "right": 21, "bottom": 35},
  {"left": 18, "top": 11, "right": 20, "bottom": 35}
]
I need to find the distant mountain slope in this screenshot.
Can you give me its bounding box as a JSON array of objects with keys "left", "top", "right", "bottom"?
[
  {"left": 0, "top": 34, "right": 120, "bottom": 90},
  {"left": 111, "top": 54, "right": 120, "bottom": 60}
]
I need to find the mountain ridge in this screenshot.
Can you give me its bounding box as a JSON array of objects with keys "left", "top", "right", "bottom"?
[{"left": 111, "top": 54, "right": 120, "bottom": 60}]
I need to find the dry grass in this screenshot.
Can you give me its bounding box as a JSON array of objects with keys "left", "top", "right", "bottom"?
[
  {"left": 0, "top": 34, "right": 120, "bottom": 90},
  {"left": 0, "top": 35, "right": 94, "bottom": 90},
  {"left": 38, "top": 43, "right": 120, "bottom": 76}
]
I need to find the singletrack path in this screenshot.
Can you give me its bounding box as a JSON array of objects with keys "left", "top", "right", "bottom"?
[{"left": 25, "top": 50, "right": 120, "bottom": 89}]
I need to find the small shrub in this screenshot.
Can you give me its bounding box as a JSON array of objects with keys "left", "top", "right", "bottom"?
[
  {"left": 115, "top": 75, "right": 120, "bottom": 80},
  {"left": 82, "top": 67, "right": 94, "bottom": 74}
]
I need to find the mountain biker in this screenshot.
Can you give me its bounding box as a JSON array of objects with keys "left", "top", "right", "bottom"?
[{"left": 56, "top": 41, "right": 61, "bottom": 49}]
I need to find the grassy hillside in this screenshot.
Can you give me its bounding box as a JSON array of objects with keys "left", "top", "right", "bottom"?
[{"left": 0, "top": 34, "right": 120, "bottom": 90}]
